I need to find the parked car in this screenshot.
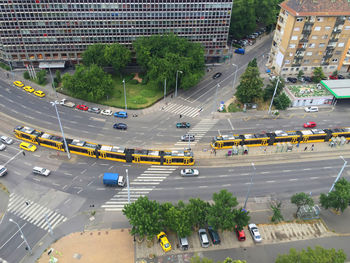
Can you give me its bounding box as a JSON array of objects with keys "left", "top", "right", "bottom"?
[
  {"left": 113, "top": 123, "right": 127, "bottom": 130},
  {"left": 32, "top": 166, "right": 51, "bottom": 177},
  {"left": 235, "top": 226, "right": 246, "bottom": 241},
  {"left": 114, "top": 111, "right": 128, "bottom": 118},
  {"left": 101, "top": 109, "right": 113, "bottom": 116},
  {"left": 0, "top": 136, "right": 13, "bottom": 145},
  {"left": 157, "top": 232, "right": 171, "bottom": 252},
  {"left": 176, "top": 122, "right": 190, "bottom": 128},
  {"left": 88, "top": 107, "right": 101, "bottom": 114},
  {"left": 212, "top": 72, "right": 222, "bottom": 79},
  {"left": 248, "top": 223, "right": 262, "bottom": 242},
  {"left": 198, "top": 229, "right": 210, "bottom": 248},
  {"left": 0, "top": 165, "right": 8, "bottom": 177},
  {"left": 234, "top": 48, "right": 245, "bottom": 55},
  {"left": 180, "top": 168, "right": 199, "bottom": 177},
  {"left": 33, "top": 90, "right": 46, "bottom": 98},
  {"left": 303, "top": 76, "right": 313, "bottom": 83},
  {"left": 329, "top": 75, "right": 338, "bottom": 80},
  {"left": 304, "top": 106, "right": 319, "bottom": 112},
  {"left": 13, "top": 81, "right": 24, "bottom": 87},
  {"left": 303, "top": 121, "right": 317, "bottom": 128},
  {"left": 0, "top": 143, "right": 6, "bottom": 151},
  {"left": 178, "top": 236, "right": 189, "bottom": 250},
  {"left": 287, "top": 77, "right": 297, "bottom": 83},
  {"left": 76, "top": 104, "right": 89, "bottom": 111},
  {"left": 208, "top": 226, "right": 221, "bottom": 245},
  {"left": 338, "top": 74, "right": 345, "bottom": 79},
  {"left": 181, "top": 134, "right": 195, "bottom": 142},
  {"left": 19, "top": 142, "right": 37, "bottom": 152}
]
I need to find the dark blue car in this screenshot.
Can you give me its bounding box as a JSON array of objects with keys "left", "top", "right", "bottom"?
[
  {"left": 234, "top": 48, "right": 245, "bottom": 55},
  {"left": 114, "top": 111, "right": 128, "bottom": 118}
]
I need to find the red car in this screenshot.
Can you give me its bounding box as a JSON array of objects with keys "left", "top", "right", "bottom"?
[
  {"left": 304, "top": 122, "right": 317, "bottom": 128},
  {"left": 235, "top": 226, "right": 246, "bottom": 241},
  {"left": 329, "top": 75, "right": 338, "bottom": 80},
  {"left": 76, "top": 104, "right": 88, "bottom": 111}
]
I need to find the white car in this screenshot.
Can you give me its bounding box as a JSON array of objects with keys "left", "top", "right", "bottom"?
[
  {"left": 0, "top": 143, "right": 6, "bottom": 151},
  {"left": 304, "top": 106, "right": 319, "bottom": 113},
  {"left": 101, "top": 109, "right": 113, "bottom": 116},
  {"left": 248, "top": 223, "right": 262, "bottom": 242},
  {"left": 180, "top": 169, "right": 199, "bottom": 177},
  {"left": 0, "top": 136, "right": 13, "bottom": 145}
]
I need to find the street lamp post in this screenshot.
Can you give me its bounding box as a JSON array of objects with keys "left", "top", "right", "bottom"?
[
  {"left": 329, "top": 156, "right": 348, "bottom": 193},
  {"left": 48, "top": 67, "right": 57, "bottom": 97},
  {"left": 232, "top": 64, "right": 238, "bottom": 93},
  {"left": 268, "top": 77, "right": 280, "bottom": 115},
  {"left": 212, "top": 83, "right": 220, "bottom": 114},
  {"left": 51, "top": 102, "right": 71, "bottom": 159},
  {"left": 126, "top": 169, "right": 130, "bottom": 204},
  {"left": 175, "top": 70, "right": 183, "bottom": 98},
  {"left": 164, "top": 78, "right": 167, "bottom": 101},
  {"left": 9, "top": 218, "right": 32, "bottom": 254},
  {"left": 122, "top": 79, "right": 127, "bottom": 112},
  {"left": 243, "top": 163, "right": 256, "bottom": 210}
]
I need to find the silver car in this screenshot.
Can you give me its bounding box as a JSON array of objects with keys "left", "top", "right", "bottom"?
[
  {"left": 180, "top": 169, "right": 199, "bottom": 177},
  {"left": 0, "top": 136, "right": 13, "bottom": 145},
  {"left": 0, "top": 143, "right": 6, "bottom": 151},
  {"left": 248, "top": 223, "right": 262, "bottom": 242},
  {"left": 198, "top": 229, "right": 210, "bottom": 248}
]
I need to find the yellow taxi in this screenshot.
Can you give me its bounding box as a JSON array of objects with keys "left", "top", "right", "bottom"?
[
  {"left": 157, "top": 232, "right": 171, "bottom": 252},
  {"left": 13, "top": 81, "right": 24, "bottom": 88},
  {"left": 19, "top": 142, "right": 37, "bottom": 152},
  {"left": 33, "top": 90, "right": 46, "bottom": 98},
  {"left": 23, "top": 86, "right": 35, "bottom": 93}
]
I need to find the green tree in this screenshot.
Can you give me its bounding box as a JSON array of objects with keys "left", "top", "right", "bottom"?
[
  {"left": 104, "top": 43, "right": 132, "bottom": 72},
  {"left": 270, "top": 200, "right": 284, "bottom": 223},
  {"left": 62, "top": 64, "right": 113, "bottom": 102},
  {"left": 297, "top": 70, "right": 304, "bottom": 80},
  {"left": 233, "top": 209, "right": 250, "bottom": 231},
  {"left": 123, "top": 196, "right": 163, "bottom": 240},
  {"left": 133, "top": 34, "right": 205, "bottom": 92},
  {"left": 230, "top": 0, "right": 256, "bottom": 39},
  {"left": 275, "top": 246, "right": 346, "bottom": 263},
  {"left": 312, "top": 67, "right": 326, "bottom": 83},
  {"left": 55, "top": 70, "right": 61, "bottom": 83},
  {"left": 36, "top": 69, "right": 47, "bottom": 85},
  {"left": 23, "top": 71, "right": 30, "bottom": 80},
  {"left": 291, "top": 193, "right": 314, "bottom": 213},
  {"left": 164, "top": 203, "right": 192, "bottom": 238},
  {"left": 235, "top": 66, "right": 264, "bottom": 103},
  {"left": 219, "top": 258, "right": 247, "bottom": 263},
  {"left": 273, "top": 93, "right": 291, "bottom": 110},
  {"left": 82, "top": 43, "right": 107, "bottom": 67},
  {"left": 263, "top": 78, "right": 284, "bottom": 101},
  {"left": 207, "top": 190, "right": 238, "bottom": 230},
  {"left": 331, "top": 70, "right": 338, "bottom": 77},
  {"left": 255, "top": 0, "right": 279, "bottom": 26},
  {"left": 320, "top": 178, "right": 350, "bottom": 213},
  {"left": 247, "top": 58, "right": 257, "bottom": 68},
  {"left": 186, "top": 198, "right": 210, "bottom": 228},
  {"left": 190, "top": 255, "right": 214, "bottom": 263}
]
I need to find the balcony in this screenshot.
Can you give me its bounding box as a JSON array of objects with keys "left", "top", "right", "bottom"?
[
  {"left": 335, "top": 17, "right": 346, "bottom": 27},
  {"left": 333, "top": 28, "right": 342, "bottom": 34},
  {"left": 326, "top": 46, "right": 335, "bottom": 51},
  {"left": 296, "top": 47, "right": 306, "bottom": 52},
  {"left": 302, "top": 29, "right": 312, "bottom": 35},
  {"left": 292, "top": 63, "right": 301, "bottom": 67},
  {"left": 299, "top": 38, "right": 309, "bottom": 43},
  {"left": 304, "top": 21, "right": 314, "bottom": 27},
  {"left": 323, "top": 53, "right": 333, "bottom": 59},
  {"left": 329, "top": 38, "right": 338, "bottom": 43},
  {"left": 321, "top": 62, "right": 329, "bottom": 66}
]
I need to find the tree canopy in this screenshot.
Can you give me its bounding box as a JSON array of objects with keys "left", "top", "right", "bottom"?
[
  {"left": 82, "top": 43, "right": 107, "bottom": 67},
  {"left": 312, "top": 67, "right": 326, "bottom": 83},
  {"left": 320, "top": 178, "right": 350, "bottom": 213},
  {"left": 62, "top": 64, "right": 113, "bottom": 102},
  {"left": 235, "top": 66, "right": 264, "bottom": 103},
  {"left": 275, "top": 246, "right": 346, "bottom": 263},
  {"left": 104, "top": 43, "right": 132, "bottom": 72},
  {"left": 291, "top": 192, "right": 315, "bottom": 213},
  {"left": 133, "top": 34, "right": 205, "bottom": 91}
]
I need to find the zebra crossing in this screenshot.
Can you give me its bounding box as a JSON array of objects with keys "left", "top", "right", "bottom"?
[
  {"left": 7, "top": 193, "right": 67, "bottom": 231},
  {"left": 172, "top": 119, "right": 218, "bottom": 150},
  {"left": 162, "top": 103, "right": 201, "bottom": 118},
  {"left": 101, "top": 166, "right": 177, "bottom": 211}
]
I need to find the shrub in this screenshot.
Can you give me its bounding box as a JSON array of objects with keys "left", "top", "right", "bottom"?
[
  {"left": 23, "top": 71, "right": 30, "bottom": 79},
  {"left": 0, "top": 62, "right": 11, "bottom": 71}
]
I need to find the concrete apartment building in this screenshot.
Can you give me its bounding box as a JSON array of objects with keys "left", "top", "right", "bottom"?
[
  {"left": 268, "top": 0, "right": 350, "bottom": 77},
  {"left": 0, "top": 0, "right": 233, "bottom": 69}
]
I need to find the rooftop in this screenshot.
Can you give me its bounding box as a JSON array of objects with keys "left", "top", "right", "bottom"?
[
  {"left": 287, "top": 84, "right": 331, "bottom": 98},
  {"left": 321, "top": 79, "right": 350, "bottom": 98},
  {"left": 280, "top": 0, "right": 350, "bottom": 16}
]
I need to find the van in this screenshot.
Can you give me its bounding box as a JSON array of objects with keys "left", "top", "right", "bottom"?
[
  {"left": 0, "top": 165, "right": 7, "bottom": 177},
  {"left": 33, "top": 167, "right": 51, "bottom": 177},
  {"left": 234, "top": 48, "right": 245, "bottom": 55},
  {"left": 178, "top": 236, "right": 189, "bottom": 250}
]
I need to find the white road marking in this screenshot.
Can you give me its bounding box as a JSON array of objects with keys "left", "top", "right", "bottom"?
[{"left": 227, "top": 119, "right": 234, "bottom": 130}]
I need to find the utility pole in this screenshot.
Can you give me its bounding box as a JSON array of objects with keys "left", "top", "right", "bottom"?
[
  {"left": 164, "top": 78, "right": 167, "bottom": 101},
  {"left": 123, "top": 79, "right": 127, "bottom": 112},
  {"left": 9, "top": 218, "right": 32, "bottom": 254},
  {"left": 329, "top": 156, "right": 348, "bottom": 193},
  {"left": 48, "top": 67, "right": 57, "bottom": 97},
  {"left": 243, "top": 163, "right": 256, "bottom": 210},
  {"left": 175, "top": 70, "right": 183, "bottom": 97},
  {"left": 232, "top": 64, "right": 238, "bottom": 93},
  {"left": 268, "top": 77, "right": 280, "bottom": 115},
  {"left": 212, "top": 83, "right": 220, "bottom": 114}
]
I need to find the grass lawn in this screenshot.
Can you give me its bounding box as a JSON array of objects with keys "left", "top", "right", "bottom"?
[{"left": 98, "top": 75, "right": 164, "bottom": 109}]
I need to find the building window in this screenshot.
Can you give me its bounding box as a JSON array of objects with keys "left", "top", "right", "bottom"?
[
  {"left": 306, "top": 52, "right": 312, "bottom": 56},
  {"left": 289, "top": 53, "right": 294, "bottom": 57},
  {"left": 296, "top": 17, "right": 303, "bottom": 22},
  {"left": 285, "top": 60, "right": 290, "bottom": 64},
  {"left": 325, "top": 26, "right": 331, "bottom": 31},
  {"left": 345, "top": 26, "right": 350, "bottom": 30},
  {"left": 338, "top": 42, "right": 344, "bottom": 47},
  {"left": 303, "top": 60, "right": 310, "bottom": 64},
  {"left": 308, "top": 43, "right": 315, "bottom": 48},
  {"left": 291, "top": 36, "right": 298, "bottom": 40},
  {"left": 319, "top": 43, "right": 325, "bottom": 48},
  {"left": 322, "top": 35, "right": 328, "bottom": 39},
  {"left": 294, "top": 27, "right": 300, "bottom": 31},
  {"left": 314, "top": 26, "right": 321, "bottom": 31},
  {"left": 289, "top": 44, "right": 296, "bottom": 48},
  {"left": 332, "top": 58, "right": 338, "bottom": 62},
  {"left": 311, "top": 35, "right": 318, "bottom": 39},
  {"left": 282, "top": 68, "right": 288, "bottom": 71},
  {"left": 317, "top": 17, "right": 324, "bottom": 22}
]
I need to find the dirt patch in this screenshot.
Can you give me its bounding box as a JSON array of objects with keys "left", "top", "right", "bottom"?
[
  {"left": 133, "top": 73, "right": 142, "bottom": 83},
  {"left": 37, "top": 229, "right": 134, "bottom": 263},
  {"left": 274, "top": 231, "right": 288, "bottom": 240}
]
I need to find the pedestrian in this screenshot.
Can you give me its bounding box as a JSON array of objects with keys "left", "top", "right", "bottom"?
[
  {"left": 171, "top": 94, "right": 173, "bottom": 99},
  {"left": 22, "top": 151, "right": 26, "bottom": 156},
  {"left": 25, "top": 201, "right": 30, "bottom": 206},
  {"left": 264, "top": 148, "right": 267, "bottom": 154},
  {"left": 311, "top": 144, "right": 314, "bottom": 151},
  {"left": 179, "top": 114, "right": 182, "bottom": 118},
  {"left": 214, "top": 149, "right": 216, "bottom": 156},
  {"left": 304, "top": 146, "right": 307, "bottom": 151}
]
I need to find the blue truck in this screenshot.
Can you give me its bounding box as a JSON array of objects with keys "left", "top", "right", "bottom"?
[{"left": 103, "top": 173, "right": 125, "bottom": 187}]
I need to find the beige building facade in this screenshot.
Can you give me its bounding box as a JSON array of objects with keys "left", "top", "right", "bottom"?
[{"left": 268, "top": 0, "right": 350, "bottom": 77}]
